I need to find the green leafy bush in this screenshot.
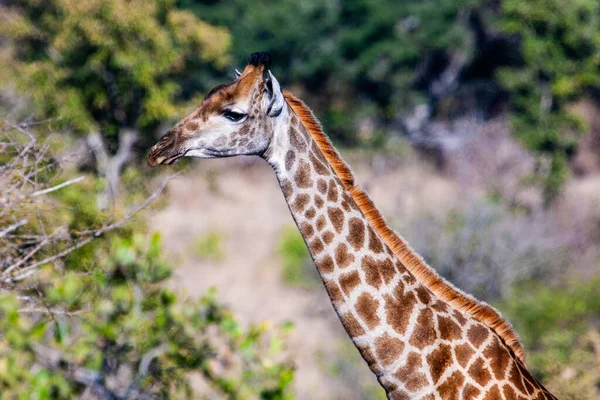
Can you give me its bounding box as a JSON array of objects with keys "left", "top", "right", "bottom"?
[{"left": 0, "top": 233, "right": 294, "bottom": 399}]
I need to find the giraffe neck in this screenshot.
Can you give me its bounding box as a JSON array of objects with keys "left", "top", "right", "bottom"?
[{"left": 262, "top": 103, "right": 556, "bottom": 399}]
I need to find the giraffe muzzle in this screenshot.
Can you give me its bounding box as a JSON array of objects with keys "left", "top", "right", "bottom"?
[{"left": 148, "top": 131, "right": 184, "bottom": 167}]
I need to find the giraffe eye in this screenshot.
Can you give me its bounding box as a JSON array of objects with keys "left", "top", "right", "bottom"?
[{"left": 222, "top": 109, "right": 247, "bottom": 122}]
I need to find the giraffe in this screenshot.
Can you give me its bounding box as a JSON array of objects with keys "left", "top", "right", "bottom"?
[{"left": 148, "top": 53, "right": 557, "bottom": 399}]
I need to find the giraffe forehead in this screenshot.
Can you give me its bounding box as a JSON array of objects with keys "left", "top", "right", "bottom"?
[{"left": 190, "top": 70, "right": 262, "bottom": 116}]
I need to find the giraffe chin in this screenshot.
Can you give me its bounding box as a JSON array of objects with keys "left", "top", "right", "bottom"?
[{"left": 147, "top": 152, "right": 184, "bottom": 167}]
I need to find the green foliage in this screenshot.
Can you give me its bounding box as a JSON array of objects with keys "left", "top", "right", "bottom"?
[
  {"left": 278, "top": 227, "right": 319, "bottom": 289},
  {"left": 496, "top": 0, "right": 600, "bottom": 202},
  {"left": 0, "top": 233, "right": 294, "bottom": 399},
  {"left": 193, "top": 231, "right": 225, "bottom": 261},
  {"left": 185, "top": 0, "right": 479, "bottom": 143},
  {"left": 499, "top": 279, "right": 600, "bottom": 398},
  {"left": 0, "top": 0, "right": 230, "bottom": 146}
]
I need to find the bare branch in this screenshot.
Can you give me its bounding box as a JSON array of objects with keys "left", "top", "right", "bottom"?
[
  {"left": 30, "top": 176, "right": 85, "bottom": 197},
  {"left": 0, "top": 219, "right": 28, "bottom": 238}
]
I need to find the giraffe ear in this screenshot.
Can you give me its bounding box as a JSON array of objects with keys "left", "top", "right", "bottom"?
[{"left": 265, "top": 70, "right": 284, "bottom": 118}]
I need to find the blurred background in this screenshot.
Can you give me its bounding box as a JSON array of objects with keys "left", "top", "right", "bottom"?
[{"left": 1, "top": 1, "right": 599, "bottom": 399}]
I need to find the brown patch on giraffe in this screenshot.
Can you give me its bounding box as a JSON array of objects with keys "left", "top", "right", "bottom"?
[
  {"left": 384, "top": 282, "right": 417, "bottom": 335},
  {"left": 317, "top": 179, "right": 327, "bottom": 194},
  {"left": 347, "top": 218, "right": 365, "bottom": 251},
  {"left": 515, "top": 360, "right": 539, "bottom": 395},
  {"left": 390, "top": 390, "right": 410, "bottom": 400},
  {"left": 334, "top": 243, "right": 355, "bottom": 268},
  {"left": 327, "top": 207, "right": 345, "bottom": 233},
  {"left": 292, "top": 194, "right": 310, "bottom": 212},
  {"left": 309, "top": 237, "right": 324, "bottom": 255},
  {"left": 304, "top": 207, "right": 316, "bottom": 219},
  {"left": 508, "top": 360, "right": 528, "bottom": 394},
  {"left": 281, "top": 179, "right": 292, "bottom": 199},
  {"left": 503, "top": 385, "right": 524, "bottom": 400},
  {"left": 484, "top": 385, "right": 503, "bottom": 400},
  {"left": 463, "top": 384, "right": 481, "bottom": 400},
  {"left": 431, "top": 301, "right": 448, "bottom": 313},
  {"left": 363, "top": 257, "right": 396, "bottom": 289},
  {"left": 454, "top": 343, "right": 475, "bottom": 368},
  {"left": 315, "top": 215, "right": 326, "bottom": 231},
  {"left": 311, "top": 141, "right": 328, "bottom": 163},
  {"left": 409, "top": 308, "right": 437, "bottom": 349},
  {"left": 321, "top": 231, "right": 334, "bottom": 245},
  {"left": 483, "top": 335, "right": 511, "bottom": 380},
  {"left": 185, "top": 121, "right": 199, "bottom": 131},
  {"left": 426, "top": 342, "right": 453, "bottom": 383},
  {"left": 393, "top": 352, "right": 427, "bottom": 392},
  {"left": 213, "top": 135, "right": 227, "bottom": 147},
  {"left": 342, "top": 191, "right": 360, "bottom": 211},
  {"left": 453, "top": 310, "right": 467, "bottom": 326},
  {"left": 340, "top": 312, "right": 365, "bottom": 337},
  {"left": 327, "top": 180, "right": 339, "bottom": 202},
  {"left": 415, "top": 286, "right": 432, "bottom": 304},
  {"left": 316, "top": 255, "right": 335, "bottom": 274},
  {"left": 339, "top": 271, "right": 361, "bottom": 296},
  {"left": 310, "top": 153, "right": 329, "bottom": 175},
  {"left": 402, "top": 271, "right": 416, "bottom": 285},
  {"left": 294, "top": 160, "right": 313, "bottom": 188},
  {"left": 355, "top": 293, "right": 380, "bottom": 329},
  {"left": 467, "top": 323, "right": 489, "bottom": 348},
  {"left": 285, "top": 150, "right": 295, "bottom": 171},
  {"left": 237, "top": 124, "right": 252, "bottom": 137},
  {"left": 323, "top": 279, "right": 343, "bottom": 306},
  {"left": 367, "top": 226, "right": 384, "bottom": 253},
  {"left": 299, "top": 222, "right": 314, "bottom": 238},
  {"left": 437, "top": 315, "right": 462, "bottom": 341},
  {"left": 468, "top": 357, "right": 492, "bottom": 386},
  {"left": 341, "top": 198, "right": 352, "bottom": 212},
  {"left": 438, "top": 370, "right": 465, "bottom": 400},
  {"left": 522, "top": 378, "right": 535, "bottom": 396},
  {"left": 374, "top": 333, "right": 404, "bottom": 367},
  {"left": 314, "top": 194, "right": 324, "bottom": 209},
  {"left": 380, "top": 259, "right": 396, "bottom": 283},
  {"left": 362, "top": 256, "right": 383, "bottom": 289},
  {"left": 289, "top": 126, "right": 307, "bottom": 151}
]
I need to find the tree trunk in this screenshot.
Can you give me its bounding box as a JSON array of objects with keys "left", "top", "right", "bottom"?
[{"left": 87, "top": 129, "right": 138, "bottom": 211}]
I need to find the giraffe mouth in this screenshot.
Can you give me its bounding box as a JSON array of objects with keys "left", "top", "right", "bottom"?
[{"left": 148, "top": 151, "right": 185, "bottom": 167}]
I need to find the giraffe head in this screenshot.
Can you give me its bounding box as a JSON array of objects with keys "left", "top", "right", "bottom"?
[{"left": 148, "top": 52, "right": 285, "bottom": 166}]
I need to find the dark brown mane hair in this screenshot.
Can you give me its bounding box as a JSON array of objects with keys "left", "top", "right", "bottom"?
[{"left": 283, "top": 90, "right": 526, "bottom": 363}]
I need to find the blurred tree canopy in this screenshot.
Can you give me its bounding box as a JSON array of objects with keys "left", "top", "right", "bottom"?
[
  {"left": 185, "top": 0, "right": 600, "bottom": 200},
  {"left": 3, "top": 0, "right": 599, "bottom": 200},
  {"left": 0, "top": 0, "right": 230, "bottom": 139},
  {"left": 497, "top": 0, "right": 600, "bottom": 201},
  {"left": 0, "top": 0, "right": 231, "bottom": 207}
]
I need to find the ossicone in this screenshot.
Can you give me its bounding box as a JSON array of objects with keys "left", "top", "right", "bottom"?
[{"left": 248, "top": 52, "right": 272, "bottom": 69}]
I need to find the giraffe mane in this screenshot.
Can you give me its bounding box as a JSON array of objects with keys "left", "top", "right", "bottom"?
[{"left": 283, "top": 90, "right": 527, "bottom": 363}]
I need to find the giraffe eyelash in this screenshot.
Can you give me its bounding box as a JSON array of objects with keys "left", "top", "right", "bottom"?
[{"left": 222, "top": 109, "right": 247, "bottom": 122}]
